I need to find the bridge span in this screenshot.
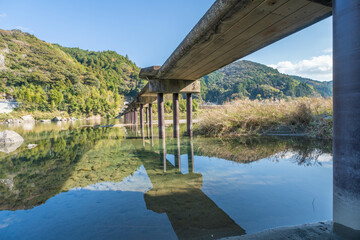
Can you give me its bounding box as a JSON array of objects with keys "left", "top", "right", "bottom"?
[{"left": 122, "top": 1, "right": 360, "bottom": 238}]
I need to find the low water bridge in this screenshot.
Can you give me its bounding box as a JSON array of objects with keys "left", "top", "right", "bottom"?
[{"left": 122, "top": 1, "right": 360, "bottom": 238}]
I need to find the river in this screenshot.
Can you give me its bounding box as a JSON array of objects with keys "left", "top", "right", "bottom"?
[{"left": 0, "top": 119, "right": 332, "bottom": 240}]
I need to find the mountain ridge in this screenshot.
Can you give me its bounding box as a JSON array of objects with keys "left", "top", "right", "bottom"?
[{"left": 199, "top": 60, "right": 332, "bottom": 103}]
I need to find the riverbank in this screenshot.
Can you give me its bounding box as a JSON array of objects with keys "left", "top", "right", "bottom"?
[
  {"left": 195, "top": 98, "right": 333, "bottom": 139},
  {"left": 0, "top": 110, "right": 105, "bottom": 125}
]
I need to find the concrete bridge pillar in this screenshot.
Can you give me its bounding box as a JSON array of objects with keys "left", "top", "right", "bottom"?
[
  {"left": 333, "top": 0, "right": 360, "bottom": 238},
  {"left": 146, "top": 106, "right": 150, "bottom": 138},
  {"left": 173, "top": 93, "right": 180, "bottom": 138},
  {"left": 149, "top": 103, "right": 153, "bottom": 140},
  {"left": 157, "top": 93, "right": 165, "bottom": 139},
  {"left": 186, "top": 93, "right": 193, "bottom": 137},
  {"left": 140, "top": 104, "right": 144, "bottom": 137}
]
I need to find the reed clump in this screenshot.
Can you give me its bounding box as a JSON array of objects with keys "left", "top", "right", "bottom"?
[{"left": 196, "top": 98, "right": 333, "bottom": 139}]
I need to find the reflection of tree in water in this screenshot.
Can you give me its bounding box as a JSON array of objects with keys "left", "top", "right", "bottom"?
[
  {"left": 0, "top": 127, "right": 141, "bottom": 211},
  {"left": 193, "top": 136, "right": 332, "bottom": 165}
]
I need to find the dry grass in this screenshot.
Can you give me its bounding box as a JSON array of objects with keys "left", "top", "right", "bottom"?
[{"left": 196, "top": 98, "right": 333, "bottom": 139}]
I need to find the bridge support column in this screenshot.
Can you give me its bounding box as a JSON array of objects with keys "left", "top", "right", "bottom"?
[
  {"left": 149, "top": 103, "right": 154, "bottom": 145},
  {"left": 173, "top": 93, "right": 180, "bottom": 138},
  {"left": 146, "top": 107, "right": 150, "bottom": 138},
  {"left": 333, "top": 0, "right": 360, "bottom": 238},
  {"left": 140, "top": 104, "right": 144, "bottom": 137},
  {"left": 157, "top": 93, "right": 165, "bottom": 139},
  {"left": 186, "top": 93, "right": 193, "bottom": 137},
  {"left": 149, "top": 104, "right": 153, "bottom": 139}
]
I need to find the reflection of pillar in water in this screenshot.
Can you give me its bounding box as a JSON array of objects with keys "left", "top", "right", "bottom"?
[
  {"left": 159, "top": 137, "right": 167, "bottom": 172},
  {"left": 187, "top": 137, "right": 194, "bottom": 173},
  {"left": 174, "top": 135, "right": 181, "bottom": 172},
  {"left": 151, "top": 130, "right": 154, "bottom": 147}
]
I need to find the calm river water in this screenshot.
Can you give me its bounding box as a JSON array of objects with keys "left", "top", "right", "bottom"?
[{"left": 0, "top": 120, "right": 332, "bottom": 240}]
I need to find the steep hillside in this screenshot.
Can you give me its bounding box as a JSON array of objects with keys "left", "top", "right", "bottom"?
[
  {"left": 199, "top": 60, "right": 331, "bottom": 103},
  {"left": 0, "top": 30, "right": 145, "bottom": 117}
]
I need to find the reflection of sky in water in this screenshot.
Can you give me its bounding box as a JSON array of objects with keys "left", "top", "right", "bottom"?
[
  {"left": 195, "top": 152, "right": 332, "bottom": 234},
  {"left": 0, "top": 148, "right": 332, "bottom": 239},
  {"left": 0, "top": 166, "right": 177, "bottom": 240}
]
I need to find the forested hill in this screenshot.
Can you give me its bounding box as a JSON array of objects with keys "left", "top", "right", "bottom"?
[
  {"left": 0, "top": 29, "right": 146, "bottom": 117},
  {"left": 289, "top": 75, "right": 332, "bottom": 98},
  {"left": 199, "top": 60, "right": 332, "bottom": 103}
]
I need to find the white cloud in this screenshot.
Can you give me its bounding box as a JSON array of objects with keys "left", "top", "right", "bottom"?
[
  {"left": 0, "top": 13, "right": 7, "bottom": 18},
  {"left": 268, "top": 54, "right": 332, "bottom": 81}
]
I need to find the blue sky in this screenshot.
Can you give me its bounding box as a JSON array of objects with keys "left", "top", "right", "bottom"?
[{"left": 0, "top": 0, "right": 332, "bottom": 81}]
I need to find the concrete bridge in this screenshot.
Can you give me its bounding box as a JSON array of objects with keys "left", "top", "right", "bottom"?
[{"left": 122, "top": 0, "right": 360, "bottom": 238}]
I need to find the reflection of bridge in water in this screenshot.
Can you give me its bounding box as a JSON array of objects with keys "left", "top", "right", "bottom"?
[
  {"left": 125, "top": 117, "right": 334, "bottom": 239},
  {"left": 126, "top": 126, "right": 247, "bottom": 239},
  {"left": 138, "top": 144, "right": 246, "bottom": 239}
]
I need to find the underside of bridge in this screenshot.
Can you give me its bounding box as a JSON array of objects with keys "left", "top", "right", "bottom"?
[{"left": 122, "top": 1, "right": 360, "bottom": 238}]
